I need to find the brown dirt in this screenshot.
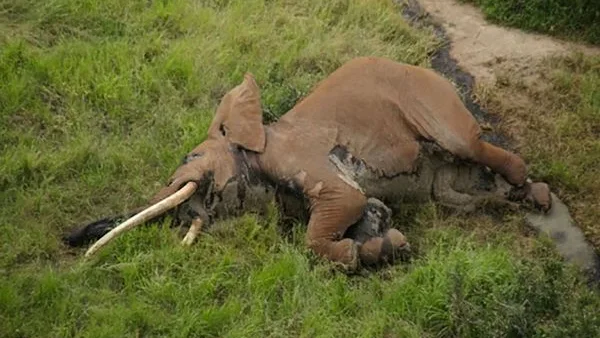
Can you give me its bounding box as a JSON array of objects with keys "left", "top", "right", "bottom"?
[{"left": 416, "top": 0, "right": 599, "bottom": 85}]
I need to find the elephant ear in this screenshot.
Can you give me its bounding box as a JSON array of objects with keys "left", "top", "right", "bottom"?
[{"left": 208, "top": 73, "right": 266, "bottom": 153}]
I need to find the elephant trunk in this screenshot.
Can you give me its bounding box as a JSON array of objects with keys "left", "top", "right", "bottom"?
[{"left": 84, "top": 181, "right": 198, "bottom": 257}]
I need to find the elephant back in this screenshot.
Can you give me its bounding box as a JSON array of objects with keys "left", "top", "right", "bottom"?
[{"left": 282, "top": 57, "right": 481, "bottom": 176}]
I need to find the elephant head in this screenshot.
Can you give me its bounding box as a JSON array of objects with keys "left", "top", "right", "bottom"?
[
  {"left": 152, "top": 73, "right": 266, "bottom": 203},
  {"left": 83, "top": 74, "right": 269, "bottom": 256}
]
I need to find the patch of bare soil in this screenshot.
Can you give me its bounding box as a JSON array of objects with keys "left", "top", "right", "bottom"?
[{"left": 415, "top": 0, "right": 599, "bottom": 85}]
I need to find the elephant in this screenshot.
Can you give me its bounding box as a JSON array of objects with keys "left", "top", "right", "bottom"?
[{"left": 65, "top": 56, "right": 552, "bottom": 271}]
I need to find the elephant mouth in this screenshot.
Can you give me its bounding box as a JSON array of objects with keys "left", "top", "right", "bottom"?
[
  {"left": 178, "top": 179, "right": 219, "bottom": 226},
  {"left": 83, "top": 173, "right": 229, "bottom": 258},
  {"left": 84, "top": 181, "right": 199, "bottom": 257}
]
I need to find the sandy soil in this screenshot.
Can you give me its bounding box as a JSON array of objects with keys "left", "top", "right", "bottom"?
[{"left": 418, "top": 0, "right": 599, "bottom": 85}]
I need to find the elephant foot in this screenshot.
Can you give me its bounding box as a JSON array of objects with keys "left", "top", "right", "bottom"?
[
  {"left": 509, "top": 181, "right": 552, "bottom": 213},
  {"left": 526, "top": 182, "right": 552, "bottom": 213},
  {"left": 359, "top": 229, "right": 410, "bottom": 266},
  {"left": 343, "top": 197, "right": 411, "bottom": 267},
  {"left": 381, "top": 229, "right": 411, "bottom": 263},
  {"left": 308, "top": 237, "right": 360, "bottom": 272},
  {"left": 331, "top": 241, "right": 360, "bottom": 272}
]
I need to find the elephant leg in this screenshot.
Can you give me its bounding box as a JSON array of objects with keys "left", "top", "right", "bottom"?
[
  {"left": 472, "top": 141, "right": 551, "bottom": 211},
  {"left": 471, "top": 140, "right": 527, "bottom": 187},
  {"left": 433, "top": 164, "right": 526, "bottom": 212},
  {"left": 305, "top": 183, "right": 367, "bottom": 271},
  {"left": 451, "top": 140, "right": 550, "bottom": 212},
  {"left": 359, "top": 229, "right": 409, "bottom": 266},
  {"left": 433, "top": 164, "right": 479, "bottom": 212}
]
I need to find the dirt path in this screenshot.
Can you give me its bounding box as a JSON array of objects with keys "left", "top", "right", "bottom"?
[
  {"left": 416, "top": 0, "right": 599, "bottom": 85},
  {"left": 404, "top": 0, "right": 600, "bottom": 281}
]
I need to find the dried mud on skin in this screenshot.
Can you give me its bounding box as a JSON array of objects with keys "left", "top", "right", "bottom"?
[{"left": 400, "top": 0, "right": 600, "bottom": 281}]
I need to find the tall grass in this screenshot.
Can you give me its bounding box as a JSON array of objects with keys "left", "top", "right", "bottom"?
[{"left": 2, "top": 0, "right": 600, "bottom": 337}]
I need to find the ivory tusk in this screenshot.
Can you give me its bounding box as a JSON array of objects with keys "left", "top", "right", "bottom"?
[
  {"left": 84, "top": 181, "right": 198, "bottom": 258},
  {"left": 181, "top": 217, "right": 203, "bottom": 246}
]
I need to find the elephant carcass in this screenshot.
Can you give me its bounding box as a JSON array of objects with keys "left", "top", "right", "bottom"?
[{"left": 67, "top": 57, "right": 559, "bottom": 271}]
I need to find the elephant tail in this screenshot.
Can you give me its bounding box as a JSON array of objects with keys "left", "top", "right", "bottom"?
[{"left": 63, "top": 208, "right": 147, "bottom": 247}]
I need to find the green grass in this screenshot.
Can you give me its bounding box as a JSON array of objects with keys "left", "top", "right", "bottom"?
[
  {"left": 2, "top": 0, "right": 600, "bottom": 337},
  {"left": 478, "top": 53, "right": 600, "bottom": 249},
  {"left": 4, "top": 207, "right": 600, "bottom": 337},
  {"left": 0, "top": 0, "right": 435, "bottom": 268},
  {"left": 459, "top": 0, "right": 600, "bottom": 45}
]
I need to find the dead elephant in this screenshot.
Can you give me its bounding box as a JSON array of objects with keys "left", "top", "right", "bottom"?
[{"left": 66, "top": 56, "right": 552, "bottom": 271}]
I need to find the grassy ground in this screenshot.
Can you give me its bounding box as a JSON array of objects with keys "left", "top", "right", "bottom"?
[
  {"left": 458, "top": 0, "right": 600, "bottom": 45},
  {"left": 459, "top": 0, "right": 600, "bottom": 266},
  {"left": 2, "top": 0, "right": 600, "bottom": 337},
  {"left": 477, "top": 53, "right": 600, "bottom": 251}
]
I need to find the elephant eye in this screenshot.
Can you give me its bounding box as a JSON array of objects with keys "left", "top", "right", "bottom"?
[
  {"left": 219, "top": 123, "right": 227, "bottom": 136},
  {"left": 182, "top": 152, "right": 204, "bottom": 164}
]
